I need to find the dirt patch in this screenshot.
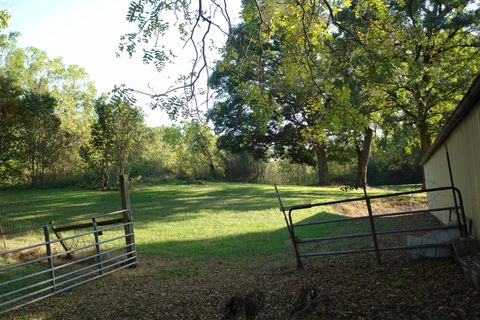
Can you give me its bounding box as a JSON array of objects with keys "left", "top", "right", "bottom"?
[{"left": 333, "top": 197, "right": 428, "bottom": 217}]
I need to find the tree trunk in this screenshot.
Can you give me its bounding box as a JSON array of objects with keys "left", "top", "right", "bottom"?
[
  {"left": 356, "top": 127, "right": 373, "bottom": 186},
  {"left": 101, "top": 163, "right": 111, "bottom": 189},
  {"left": 419, "top": 124, "right": 432, "bottom": 188},
  {"left": 314, "top": 145, "right": 329, "bottom": 185},
  {"left": 30, "top": 155, "right": 35, "bottom": 187},
  {"left": 209, "top": 162, "right": 216, "bottom": 178},
  {"left": 419, "top": 124, "right": 432, "bottom": 159}
]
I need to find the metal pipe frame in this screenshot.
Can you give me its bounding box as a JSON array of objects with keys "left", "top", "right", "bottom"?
[
  {"left": 0, "top": 249, "right": 137, "bottom": 311},
  {"left": 297, "top": 225, "right": 459, "bottom": 244},
  {"left": 292, "top": 206, "right": 458, "bottom": 228},
  {"left": 1, "top": 221, "right": 133, "bottom": 259},
  {"left": 0, "top": 233, "right": 133, "bottom": 279},
  {"left": 0, "top": 243, "right": 136, "bottom": 289},
  {"left": 0, "top": 210, "right": 130, "bottom": 238}
]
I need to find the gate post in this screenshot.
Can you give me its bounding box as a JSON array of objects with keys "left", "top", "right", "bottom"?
[
  {"left": 365, "top": 197, "right": 381, "bottom": 264},
  {"left": 119, "top": 174, "right": 137, "bottom": 267}
]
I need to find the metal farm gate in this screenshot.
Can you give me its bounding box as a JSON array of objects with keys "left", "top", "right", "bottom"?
[
  {"left": 275, "top": 185, "right": 469, "bottom": 270},
  {"left": 0, "top": 209, "right": 137, "bottom": 315},
  {"left": 0, "top": 175, "right": 137, "bottom": 315}
]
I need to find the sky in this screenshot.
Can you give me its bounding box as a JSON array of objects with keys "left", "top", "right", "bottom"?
[{"left": 3, "top": 0, "right": 240, "bottom": 127}]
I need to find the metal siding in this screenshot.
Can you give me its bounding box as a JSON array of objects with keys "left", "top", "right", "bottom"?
[
  {"left": 424, "top": 101, "right": 480, "bottom": 235},
  {"left": 425, "top": 149, "right": 450, "bottom": 223}
]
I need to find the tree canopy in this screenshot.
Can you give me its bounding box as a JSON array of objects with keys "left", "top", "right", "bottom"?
[{"left": 1, "top": 2, "right": 479, "bottom": 189}]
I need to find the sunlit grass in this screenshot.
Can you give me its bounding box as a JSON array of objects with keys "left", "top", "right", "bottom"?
[{"left": 0, "top": 181, "right": 423, "bottom": 261}]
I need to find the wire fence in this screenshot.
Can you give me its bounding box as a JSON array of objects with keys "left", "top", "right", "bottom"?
[
  {"left": 0, "top": 217, "right": 41, "bottom": 239},
  {"left": 0, "top": 209, "right": 137, "bottom": 315}
]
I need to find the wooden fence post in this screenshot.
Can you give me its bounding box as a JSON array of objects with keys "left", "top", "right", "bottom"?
[{"left": 119, "top": 174, "right": 137, "bottom": 267}]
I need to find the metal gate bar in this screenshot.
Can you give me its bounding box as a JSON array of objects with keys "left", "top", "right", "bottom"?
[
  {"left": 300, "top": 243, "right": 451, "bottom": 258},
  {"left": 292, "top": 206, "right": 458, "bottom": 227},
  {"left": 298, "top": 224, "right": 459, "bottom": 244}
]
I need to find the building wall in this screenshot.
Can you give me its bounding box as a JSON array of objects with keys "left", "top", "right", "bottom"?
[{"left": 424, "top": 99, "right": 480, "bottom": 236}]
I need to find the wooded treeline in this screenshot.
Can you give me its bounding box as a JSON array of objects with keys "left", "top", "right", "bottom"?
[{"left": 1, "top": 1, "right": 479, "bottom": 189}]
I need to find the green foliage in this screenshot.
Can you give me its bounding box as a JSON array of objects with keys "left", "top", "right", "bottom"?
[
  {"left": 210, "top": 17, "right": 336, "bottom": 184},
  {"left": 0, "top": 31, "right": 97, "bottom": 187},
  {"left": 262, "top": 160, "right": 317, "bottom": 185},
  {"left": 368, "top": 127, "right": 423, "bottom": 186},
  {"left": 221, "top": 152, "right": 267, "bottom": 183},
  {"left": 0, "top": 76, "right": 22, "bottom": 185},
  {"left": 82, "top": 95, "right": 147, "bottom": 188},
  {"left": 132, "top": 127, "right": 177, "bottom": 178},
  {"left": 17, "top": 92, "right": 62, "bottom": 187},
  {"left": 0, "top": 10, "right": 9, "bottom": 30},
  {"left": 2, "top": 1, "right": 478, "bottom": 189},
  {"left": 131, "top": 122, "right": 223, "bottom": 181},
  {"left": 181, "top": 121, "right": 220, "bottom": 179},
  {"left": 348, "top": 0, "right": 480, "bottom": 154}
]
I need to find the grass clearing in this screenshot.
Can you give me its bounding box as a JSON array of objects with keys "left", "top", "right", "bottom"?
[
  {"left": 0, "top": 181, "right": 423, "bottom": 260},
  {"left": 3, "top": 181, "right": 473, "bottom": 319}
]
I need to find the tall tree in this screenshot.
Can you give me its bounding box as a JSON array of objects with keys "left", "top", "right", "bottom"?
[
  {"left": 347, "top": 0, "right": 480, "bottom": 157},
  {"left": 123, "top": 0, "right": 480, "bottom": 187},
  {"left": 0, "top": 41, "right": 97, "bottom": 182},
  {"left": 183, "top": 121, "right": 219, "bottom": 180},
  {"left": 17, "top": 92, "right": 61, "bottom": 187},
  {"left": 82, "top": 95, "right": 147, "bottom": 188},
  {"left": 0, "top": 75, "right": 22, "bottom": 186},
  {"left": 209, "top": 21, "right": 331, "bottom": 183}
]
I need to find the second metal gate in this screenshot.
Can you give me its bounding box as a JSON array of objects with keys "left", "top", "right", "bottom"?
[{"left": 275, "top": 185, "right": 468, "bottom": 269}]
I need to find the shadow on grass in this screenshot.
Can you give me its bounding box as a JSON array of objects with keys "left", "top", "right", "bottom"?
[
  {"left": 0, "top": 181, "right": 423, "bottom": 223},
  {"left": 0, "top": 181, "right": 360, "bottom": 227},
  {"left": 1, "top": 181, "right": 432, "bottom": 262},
  {"left": 132, "top": 205, "right": 440, "bottom": 262},
  {"left": 132, "top": 186, "right": 350, "bottom": 216},
  {"left": 133, "top": 210, "right": 378, "bottom": 260}
]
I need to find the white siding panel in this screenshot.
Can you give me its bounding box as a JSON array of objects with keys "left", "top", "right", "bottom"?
[{"left": 424, "top": 100, "right": 480, "bottom": 235}]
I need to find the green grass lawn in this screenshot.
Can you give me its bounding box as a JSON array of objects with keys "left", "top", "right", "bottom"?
[{"left": 0, "top": 181, "right": 423, "bottom": 261}]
